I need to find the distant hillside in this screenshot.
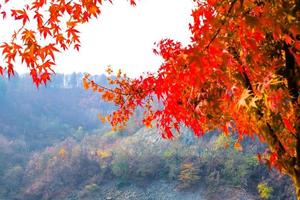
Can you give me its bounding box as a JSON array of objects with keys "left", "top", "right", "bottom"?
[
  {"left": 0, "top": 73, "right": 295, "bottom": 200},
  {"left": 20, "top": 126, "right": 294, "bottom": 200},
  {"left": 0, "top": 73, "right": 113, "bottom": 150}
]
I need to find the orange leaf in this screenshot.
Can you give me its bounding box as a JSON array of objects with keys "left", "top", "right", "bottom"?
[
  {"left": 234, "top": 142, "right": 243, "bottom": 151},
  {"left": 283, "top": 117, "right": 296, "bottom": 134},
  {"left": 82, "top": 78, "right": 90, "bottom": 90},
  {"left": 98, "top": 113, "right": 106, "bottom": 123},
  {"left": 59, "top": 148, "right": 66, "bottom": 157}
]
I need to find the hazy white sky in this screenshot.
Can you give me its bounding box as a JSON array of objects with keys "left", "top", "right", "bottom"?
[{"left": 0, "top": 0, "right": 195, "bottom": 77}]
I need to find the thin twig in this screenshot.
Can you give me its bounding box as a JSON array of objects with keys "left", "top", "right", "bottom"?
[
  {"left": 86, "top": 77, "right": 130, "bottom": 96},
  {"left": 86, "top": 76, "right": 156, "bottom": 97}
]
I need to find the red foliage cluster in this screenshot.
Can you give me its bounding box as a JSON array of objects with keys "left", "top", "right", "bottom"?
[
  {"left": 83, "top": 1, "right": 300, "bottom": 183},
  {"left": 0, "top": 0, "right": 136, "bottom": 86}
]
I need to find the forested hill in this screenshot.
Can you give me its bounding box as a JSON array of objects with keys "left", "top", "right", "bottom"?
[
  {"left": 0, "top": 73, "right": 113, "bottom": 150},
  {"left": 0, "top": 73, "right": 295, "bottom": 200}
]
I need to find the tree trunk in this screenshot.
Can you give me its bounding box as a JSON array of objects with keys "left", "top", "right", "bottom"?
[
  {"left": 292, "top": 169, "right": 300, "bottom": 200},
  {"left": 292, "top": 134, "right": 300, "bottom": 200}
]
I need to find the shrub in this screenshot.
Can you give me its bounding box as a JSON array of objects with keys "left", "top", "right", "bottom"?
[
  {"left": 257, "top": 182, "right": 273, "bottom": 199},
  {"left": 135, "top": 155, "right": 166, "bottom": 178},
  {"left": 111, "top": 153, "right": 129, "bottom": 179},
  {"left": 84, "top": 183, "right": 99, "bottom": 192},
  {"left": 178, "top": 162, "right": 200, "bottom": 189}
]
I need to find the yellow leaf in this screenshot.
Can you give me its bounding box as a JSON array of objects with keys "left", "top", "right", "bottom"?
[
  {"left": 234, "top": 142, "right": 243, "bottom": 151},
  {"left": 117, "top": 69, "right": 122, "bottom": 78},
  {"left": 106, "top": 66, "right": 113, "bottom": 75},
  {"left": 237, "top": 89, "right": 251, "bottom": 109},
  {"left": 287, "top": 14, "right": 296, "bottom": 23},
  {"left": 98, "top": 113, "right": 106, "bottom": 123},
  {"left": 59, "top": 148, "right": 66, "bottom": 157},
  {"left": 96, "top": 150, "right": 111, "bottom": 158},
  {"left": 249, "top": 96, "right": 259, "bottom": 109}
]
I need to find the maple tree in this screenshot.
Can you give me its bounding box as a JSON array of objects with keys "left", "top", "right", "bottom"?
[{"left": 0, "top": 0, "right": 300, "bottom": 198}]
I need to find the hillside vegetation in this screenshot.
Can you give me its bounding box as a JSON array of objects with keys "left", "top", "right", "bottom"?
[{"left": 0, "top": 74, "right": 295, "bottom": 200}]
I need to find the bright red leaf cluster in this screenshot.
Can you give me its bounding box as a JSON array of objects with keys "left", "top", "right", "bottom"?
[{"left": 84, "top": 0, "right": 300, "bottom": 195}]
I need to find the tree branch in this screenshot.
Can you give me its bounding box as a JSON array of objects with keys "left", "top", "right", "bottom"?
[
  {"left": 85, "top": 76, "right": 156, "bottom": 97},
  {"left": 227, "top": 44, "right": 294, "bottom": 172},
  {"left": 202, "top": 0, "right": 237, "bottom": 52},
  {"left": 283, "top": 43, "right": 299, "bottom": 103},
  {"left": 86, "top": 77, "right": 130, "bottom": 96}
]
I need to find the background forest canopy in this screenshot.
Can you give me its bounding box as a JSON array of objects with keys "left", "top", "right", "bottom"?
[{"left": 0, "top": 0, "right": 299, "bottom": 199}]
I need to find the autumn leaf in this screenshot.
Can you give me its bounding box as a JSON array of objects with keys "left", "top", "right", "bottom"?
[
  {"left": 106, "top": 66, "right": 113, "bottom": 75},
  {"left": 129, "top": 0, "right": 136, "bottom": 6},
  {"left": 82, "top": 77, "right": 90, "bottom": 90},
  {"left": 59, "top": 148, "right": 66, "bottom": 157},
  {"left": 41, "top": 71, "right": 51, "bottom": 85},
  {"left": 284, "top": 34, "right": 294, "bottom": 45},
  {"left": 234, "top": 141, "right": 243, "bottom": 151},
  {"left": 1, "top": 11, "right": 6, "bottom": 19},
  {"left": 11, "top": 9, "right": 29, "bottom": 25},
  {"left": 87, "top": 5, "right": 100, "bottom": 17},
  {"left": 34, "top": 11, "right": 43, "bottom": 28},
  {"left": 98, "top": 113, "right": 106, "bottom": 123},
  {"left": 283, "top": 117, "right": 296, "bottom": 134},
  {"left": 96, "top": 150, "right": 111, "bottom": 158},
  {"left": 237, "top": 89, "right": 251, "bottom": 109}
]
